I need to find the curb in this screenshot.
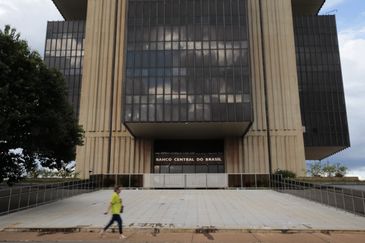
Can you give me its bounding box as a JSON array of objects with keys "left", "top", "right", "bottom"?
[{"left": 2, "top": 227, "right": 365, "bottom": 234}]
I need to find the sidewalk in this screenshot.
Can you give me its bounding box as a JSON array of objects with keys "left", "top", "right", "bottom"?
[
  {"left": 1, "top": 231, "right": 365, "bottom": 243},
  {"left": 1, "top": 190, "right": 365, "bottom": 231}
]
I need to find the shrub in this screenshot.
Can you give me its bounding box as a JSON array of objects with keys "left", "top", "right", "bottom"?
[
  {"left": 274, "top": 169, "right": 296, "bottom": 178},
  {"left": 335, "top": 163, "right": 348, "bottom": 177},
  {"left": 322, "top": 162, "right": 337, "bottom": 177}
]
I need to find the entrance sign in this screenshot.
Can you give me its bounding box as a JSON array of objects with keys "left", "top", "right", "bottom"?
[{"left": 154, "top": 153, "right": 224, "bottom": 165}]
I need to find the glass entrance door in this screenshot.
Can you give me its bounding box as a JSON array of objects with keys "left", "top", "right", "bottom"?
[{"left": 153, "top": 140, "right": 224, "bottom": 173}]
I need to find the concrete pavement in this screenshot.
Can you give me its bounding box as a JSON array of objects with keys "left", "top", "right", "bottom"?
[
  {"left": 2, "top": 231, "right": 365, "bottom": 243},
  {"left": 1, "top": 190, "right": 365, "bottom": 231}
]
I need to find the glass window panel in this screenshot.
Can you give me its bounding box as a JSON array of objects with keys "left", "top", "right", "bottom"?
[
  {"left": 156, "top": 104, "right": 163, "bottom": 121},
  {"left": 148, "top": 104, "right": 155, "bottom": 120},
  {"left": 183, "top": 165, "right": 195, "bottom": 173},
  {"left": 196, "top": 165, "right": 208, "bottom": 173},
  {"left": 164, "top": 104, "right": 171, "bottom": 121},
  {"left": 169, "top": 165, "right": 182, "bottom": 173},
  {"left": 172, "top": 104, "right": 179, "bottom": 120},
  {"left": 217, "top": 165, "right": 224, "bottom": 173},
  {"left": 157, "top": 79, "right": 164, "bottom": 94},
  {"left": 123, "top": 0, "right": 251, "bottom": 123},
  {"left": 165, "top": 79, "right": 172, "bottom": 94},
  {"left": 220, "top": 95, "right": 226, "bottom": 103},
  {"left": 204, "top": 104, "right": 211, "bottom": 120},
  {"left": 156, "top": 95, "right": 163, "bottom": 103},
  {"left": 188, "top": 104, "right": 195, "bottom": 120},
  {"left": 141, "top": 95, "right": 148, "bottom": 104},
  {"left": 126, "top": 96, "right": 133, "bottom": 104},
  {"left": 160, "top": 165, "right": 169, "bottom": 173},
  {"left": 140, "top": 105, "right": 147, "bottom": 121},
  {"left": 133, "top": 106, "right": 140, "bottom": 121}
]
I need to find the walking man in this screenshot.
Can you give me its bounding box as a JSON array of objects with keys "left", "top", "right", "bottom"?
[{"left": 100, "top": 186, "right": 126, "bottom": 239}]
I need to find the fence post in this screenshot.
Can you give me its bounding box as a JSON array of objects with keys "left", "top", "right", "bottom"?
[
  {"left": 240, "top": 174, "right": 243, "bottom": 189},
  {"left": 27, "top": 187, "right": 31, "bottom": 209},
  {"left": 43, "top": 185, "right": 47, "bottom": 204},
  {"left": 351, "top": 189, "right": 356, "bottom": 214},
  {"left": 18, "top": 187, "right": 22, "bottom": 210},
  {"left": 362, "top": 191, "right": 365, "bottom": 216},
  {"left": 61, "top": 182, "right": 64, "bottom": 199},
  {"left": 35, "top": 185, "right": 39, "bottom": 207},
  {"left": 7, "top": 188, "right": 12, "bottom": 214}
]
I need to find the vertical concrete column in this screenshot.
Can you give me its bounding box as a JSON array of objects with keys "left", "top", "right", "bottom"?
[
  {"left": 76, "top": 0, "right": 152, "bottom": 179},
  {"left": 225, "top": 0, "right": 306, "bottom": 176}
]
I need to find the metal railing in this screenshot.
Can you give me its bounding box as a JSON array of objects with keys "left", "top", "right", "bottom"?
[
  {"left": 271, "top": 175, "right": 365, "bottom": 216},
  {"left": 0, "top": 178, "right": 101, "bottom": 216},
  {"left": 90, "top": 174, "right": 143, "bottom": 188}
]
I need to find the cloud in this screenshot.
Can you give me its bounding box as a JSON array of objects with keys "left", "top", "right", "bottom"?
[
  {"left": 0, "top": 2, "right": 18, "bottom": 17},
  {"left": 348, "top": 167, "right": 365, "bottom": 180},
  {"left": 0, "top": 0, "right": 62, "bottom": 55},
  {"left": 326, "top": 25, "right": 365, "bottom": 175},
  {"left": 322, "top": 0, "right": 345, "bottom": 11}
]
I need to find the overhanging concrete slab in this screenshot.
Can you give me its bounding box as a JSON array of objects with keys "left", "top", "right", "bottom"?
[
  {"left": 292, "top": 0, "right": 326, "bottom": 16},
  {"left": 52, "top": 0, "right": 87, "bottom": 20},
  {"left": 125, "top": 122, "right": 252, "bottom": 139},
  {"left": 52, "top": 0, "right": 325, "bottom": 20}
]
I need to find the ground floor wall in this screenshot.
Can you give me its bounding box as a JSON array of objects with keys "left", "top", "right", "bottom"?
[
  {"left": 76, "top": 133, "right": 306, "bottom": 179},
  {"left": 225, "top": 133, "right": 306, "bottom": 175},
  {"left": 76, "top": 131, "right": 152, "bottom": 179}
]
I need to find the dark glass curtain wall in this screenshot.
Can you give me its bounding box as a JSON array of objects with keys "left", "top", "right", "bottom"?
[
  {"left": 44, "top": 21, "right": 85, "bottom": 119},
  {"left": 124, "top": 0, "right": 251, "bottom": 123},
  {"left": 294, "top": 16, "right": 350, "bottom": 150}
]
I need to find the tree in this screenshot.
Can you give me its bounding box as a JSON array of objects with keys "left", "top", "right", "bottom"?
[
  {"left": 0, "top": 26, "right": 84, "bottom": 185},
  {"left": 334, "top": 163, "right": 348, "bottom": 178},
  {"left": 309, "top": 161, "right": 322, "bottom": 177},
  {"left": 322, "top": 162, "right": 336, "bottom": 177}
]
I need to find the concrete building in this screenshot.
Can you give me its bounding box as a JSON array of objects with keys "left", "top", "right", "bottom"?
[{"left": 45, "top": 0, "right": 349, "bottom": 180}]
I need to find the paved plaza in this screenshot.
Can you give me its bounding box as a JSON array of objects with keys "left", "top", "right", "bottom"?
[
  {"left": 2, "top": 231, "right": 365, "bottom": 243},
  {"left": 1, "top": 190, "right": 365, "bottom": 231}
]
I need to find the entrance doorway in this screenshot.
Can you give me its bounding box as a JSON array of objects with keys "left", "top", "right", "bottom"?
[{"left": 153, "top": 140, "right": 224, "bottom": 173}]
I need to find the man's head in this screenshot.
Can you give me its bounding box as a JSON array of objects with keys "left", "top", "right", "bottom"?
[{"left": 114, "top": 186, "right": 121, "bottom": 194}]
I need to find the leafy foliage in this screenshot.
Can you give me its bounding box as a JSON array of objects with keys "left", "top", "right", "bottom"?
[
  {"left": 274, "top": 169, "right": 296, "bottom": 179},
  {"left": 308, "top": 161, "right": 348, "bottom": 177},
  {"left": 0, "top": 25, "right": 84, "bottom": 185},
  {"left": 322, "top": 162, "right": 336, "bottom": 177},
  {"left": 309, "top": 161, "right": 322, "bottom": 177},
  {"left": 334, "top": 163, "right": 348, "bottom": 178}
]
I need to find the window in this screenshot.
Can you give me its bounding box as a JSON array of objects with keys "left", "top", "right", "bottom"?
[{"left": 124, "top": 0, "right": 251, "bottom": 123}]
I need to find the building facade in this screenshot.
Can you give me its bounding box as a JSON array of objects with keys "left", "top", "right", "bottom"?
[{"left": 47, "top": 0, "right": 349, "bottom": 179}]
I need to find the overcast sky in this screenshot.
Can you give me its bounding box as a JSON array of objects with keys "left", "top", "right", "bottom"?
[{"left": 0, "top": 0, "right": 364, "bottom": 178}]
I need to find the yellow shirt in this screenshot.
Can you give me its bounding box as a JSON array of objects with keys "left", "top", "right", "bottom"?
[{"left": 110, "top": 192, "right": 122, "bottom": 215}]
